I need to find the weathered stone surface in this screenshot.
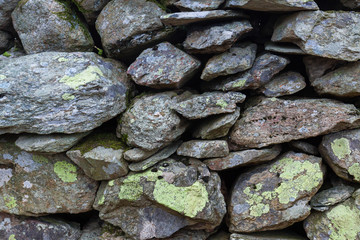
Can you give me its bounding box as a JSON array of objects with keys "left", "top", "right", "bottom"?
[
  {"left": 264, "top": 42, "right": 305, "bottom": 55},
  {"left": 183, "top": 21, "right": 252, "bottom": 54},
  {"left": 164, "top": 229, "right": 212, "bottom": 240},
  {"left": 289, "top": 141, "right": 319, "bottom": 156},
  {"left": 319, "top": 128, "right": 360, "bottom": 183},
  {"left": 304, "top": 198, "right": 360, "bottom": 240},
  {"left": 226, "top": 0, "right": 318, "bottom": 11},
  {"left": 272, "top": 11, "right": 360, "bottom": 61},
  {"left": 118, "top": 91, "right": 189, "bottom": 151},
  {"left": 340, "top": 0, "right": 360, "bottom": 8},
  {"left": 0, "top": 213, "right": 81, "bottom": 240},
  {"left": 310, "top": 186, "right": 355, "bottom": 211},
  {"left": 79, "top": 217, "right": 103, "bottom": 240},
  {"left": 228, "top": 152, "right": 324, "bottom": 232},
  {"left": 204, "top": 145, "right": 281, "bottom": 171},
  {"left": 124, "top": 148, "right": 158, "bottom": 162},
  {"left": 230, "top": 231, "right": 307, "bottom": 240},
  {"left": 203, "top": 53, "right": 289, "bottom": 91},
  {"left": 208, "top": 231, "right": 230, "bottom": 240},
  {"left": 0, "top": 138, "right": 98, "bottom": 216},
  {"left": 261, "top": 71, "right": 306, "bottom": 97},
  {"left": 127, "top": 42, "right": 201, "bottom": 89},
  {"left": 0, "top": 43, "right": 26, "bottom": 60},
  {"left": 12, "top": 0, "right": 94, "bottom": 54},
  {"left": 303, "top": 55, "right": 344, "bottom": 81},
  {"left": 73, "top": 0, "right": 111, "bottom": 25},
  {"left": 354, "top": 189, "right": 360, "bottom": 208},
  {"left": 93, "top": 159, "right": 226, "bottom": 239},
  {"left": 172, "top": 92, "right": 246, "bottom": 119},
  {"left": 173, "top": 0, "right": 224, "bottom": 11},
  {"left": 0, "top": 31, "right": 12, "bottom": 53},
  {"left": 230, "top": 98, "right": 360, "bottom": 149},
  {"left": 15, "top": 132, "right": 89, "bottom": 153},
  {"left": 193, "top": 107, "right": 240, "bottom": 140},
  {"left": 201, "top": 43, "right": 257, "bottom": 81},
  {"left": 0, "top": 52, "right": 132, "bottom": 134},
  {"left": 0, "top": 0, "right": 20, "bottom": 30},
  {"left": 177, "top": 140, "right": 229, "bottom": 159}
]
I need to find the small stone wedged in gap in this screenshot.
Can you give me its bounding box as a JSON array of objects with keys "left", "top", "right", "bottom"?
[
  {"left": 177, "top": 140, "right": 229, "bottom": 159},
  {"left": 289, "top": 140, "right": 319, "bottom": 156},
  {"left": 310, "top": 185, "right": 355, "bottom": 211},
  {"left": 72, "top": 0, "right": 112, "bottom": 25},
  {"left": 303, "top": 55, "right": 345, "bottom": 81},
  {"left": 0, "top": 0, "right": 20, "bottom": 30},
  {"left": 230, "top": 231, "right": 308, "bottom": 240},
  {"left": 264, "top": 42, "right": 305, "bottom": 55},
  {"left": 124, "top": 148, "right": 158, "bottom": 162},
  {"left": 225, "top": 0, "right": 318, "bottom": 11}
]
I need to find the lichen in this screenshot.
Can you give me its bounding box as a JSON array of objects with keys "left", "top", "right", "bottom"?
[
  {"left": 60, "top": 65, "right": 103, "bottom": 90},
  {"left": 331, "top": 138, "right": 351, "bottom": 160},
  {"left": 243, "top": 183, "right": 270, "bottom": 217},
  {"left": 57, "top": 57, "right": 69, "bottom": 62},
  {"left": 4, "top": 196, "right": 16, "bottom": 209},
  {"left": 232, "top": 79, "right": 247, "bottom": 89},
  {"left": 98, "top": 195, "right": 105, "bottom": 205},
  {"left": 53, "top": 161, "right": 77, "bottom": 183},
  {"left": 108, "top": 180, "right": 114, "bottom": 187},
  {"left": 348, "top": 163, "right": 360, "bottom": 181},
  {"left": 62, "top": 93, "right": 75, "bottom": 100},
  {"left": 32, "top": 155, "right": 49, "bottom": 164},
  {"left": 216, "top": 99, "right": 228, "bottom": 109},
  {"left": 8, "top": 234, "right": 16, "bottom": 240},
  {"left": 0, "top": 75, "right": 6, "bottom": 80},
  {"left": 2, "top": 52, "right": 11, "bottom": 57}
]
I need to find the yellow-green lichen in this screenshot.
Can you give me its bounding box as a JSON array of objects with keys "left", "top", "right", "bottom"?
[
  {"left": 57, "top": 57, "right": 69, "bottom": 62},
  {"left": 348, "top": 163, "right": 360, "bottom": 182},
  {"left": 32, "top": 155, "right": 49, "bottom": 164},
  {"left": 53, "top": 161, "right": 77, "bottom": 183},
  {"left": 331, "top": 138, "right": 351, "bottom": 160},
  {"left": 216, "top": 99, "right": 228, "bottom": 109},
  {"left": 62, "top": 93, "right": 75, "bottom": 100},
  {"left": 243, "top": 183, "right": 270, "bottom": 217},
  {"left": 8, "top": 234, "right": 16, "bottom": 240},
  {"left": 232, "top": 79, "right": 247, "bottom": 89},
  {"left": 0, "top": 75, "right": 6, "bottom": 80},
  {"left": 98, "top": 195, "right": 105, "bottom": 205},
  {"left": 4, "top": 196, "right": 16, "bottom": 209},
  {"left": 2, "top": 52, "right": 11, "bottom": 57},
  {"left": 59, "top": 65, "right": 104, "bottom": 90},
  {"left": 108, "top": 180, "right": 114, "bottom": 187}
]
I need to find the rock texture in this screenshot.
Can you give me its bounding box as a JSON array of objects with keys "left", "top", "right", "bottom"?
[
  {"left": 72, "top": 0, "right": 111, "bottom": 25},
  {"left": 310, "top": 186, "right": 355, "bottom": 211},
  {"left": 177, "top": 140, "right": 229, "bottom": 158},
  {"left": 226, "top": 0, "right": 318, "bottom": 11},
  {"left": 0, "top": 0, "right": 20, "bottom": 30},
  {"left": 173, "top": 0, "right": 224, "bottom": 11}
]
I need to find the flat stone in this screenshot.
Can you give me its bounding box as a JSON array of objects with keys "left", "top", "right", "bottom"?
[
  {"left": 72, "top": 0, "right": 111, "bottom": 25},
  {"left": 303, "top": 56, "right": 344, "bottom": 81},
  {"left": 0, "top": 0, "right": 20, "bottom": 30},
  {"left": 203, "top": 53, "right": 289, "bottom": 91},
  {"left": 261, "top": 71, "right": 306, "bottom": 97},
  {"left": 0, "top": 52, "right": 133, "bottom": 134},
  {"left": 12, "top": 0, "right": 93, "bottom": 54},
  {"left": 118, "top": 91, "right": 189, "bottom": 151},
  {"left": 177, "top": 140, "right": 229, "bottom": 158},
  {"left": 340, "top": 0, "right": 360, "bottom": 8},
  {"left": 264, "top": 42, "right": 305, "bottom": 55},
  {"left": 172, "top": 91, "right": 246, "bottom": 119},
  {"left": 204, "top": 145, "right": 281, "bottom": 171},
  {"left": 124, "top": 148, "right": 158, "bottom": 162},
  {"left": 201, "top": 43, "right": 257, "bottom": 81},
  {"left": 289, "top": 140, "right": 319, "bottom": 156},
  {"left": 230, "top": 98, "right": 360, "bottom": 149},
  {"left": 0, "top": 31, "right": 12, "bottom": 53},
  {"left": 230, "top": 231, "right": 307, "bottom": 240},
  {"left": 193, "top": 107, "right": 240, "bottom": 140},
  {"left": 310, "top": 186, "right": 355, "bottom": 211},
  {"left": 173, "top": 0, "right": 224, "bottom": 11},
  {"left": 228, "top": 151, "right": 324, "bottom": 232},
  {"left": 226, "top": 0, "right": 318, "bottom": 11},
  {"left": 272, "top": 11, "right": 360, "bottom": 61},
  {"left": 319, "top": 128, "right": 360, "bottom": 183},
  {"left": 163, "top": 229, "right": 212, "bottom": 240},
  {"left": 353, "top": 189, "right": 360, "bottom": 208},
  {"left": 127, "top": 42, "right": 201, "bottom": 89},
  {"left": 183, "top": 20, "right": 253, "bottom": 54}
]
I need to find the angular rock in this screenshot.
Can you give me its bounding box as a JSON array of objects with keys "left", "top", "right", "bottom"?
[
  {"left": 201, "top": 43, "right": 257, "bottom": 81},
  {"left": 203, "top": 53, "right": 289, "bottom": 91},
  {"left": 127, "top": 42, "right": 201, "bottom": 89},
  {"left": 15, "top": 132, "right": 89, "bottom": 153},
  {"left": 0, "top": 0, "right": 20, "bottom": 30},
  {"left": 172, "top": 91, "right": 246, "bottom": 119},
  {"left": 226, "top": 0, "right": 318, "bottom": 11},
  {"left": 260, "top": 71, "right": 306, "bottom": 97},
  {"left": 0, "top": 52, "right": 133, "bottom": 134},
  {"left": 124, "top": 148, "right": 158, "bottom": 162},
  {"left": 66, "top": 132, "right": 128, "bottom": 181},
  {"left": 229, "top": 151, "right": 324, "bottom": 232},
  {"left": 183, "top": 20, "right": 253, "bottom": 54},
  {"left": 289, "top": 141, "right": 319, "bottom": 156},
  {"left": 204, "top": 145, "right": 281, "bottom": 171},
  {"left": 230, "top": 231, "right": 307, "bottom": 240},
  {"left": 12, "top": 0, "right": 94, "bottom": 54},
  {"left": 230, "top": 98, "right": 360, "bottom": 149},
  {"left": 310, "top": 186, "right": 355, "bottom": 211},
  {"left": 0, "top": 31, "right": 12, "bottom": 53},
  {"left": 177, "top": 140, "right": 229, "bottom": 158},
  {"left": 0, "top": 213, "right": 81, "bottom": 240},
  {"left": 93, "top": 159, "right": 226, "bottom": 239},
  {"left": 264, "top": 42, "right": 305, "bottom": 55},
  {"left": 118, "top": 91, "right": 189, "bottom": 151},
  {"left": 303, "top": 55, "right": 344, "bottom": 81},
  {"left": 72, "top": 0, "right": 111, "bottom": 25},
  {"left": 173, "top": 0, "right": 224, "bottom": 11},
  {"left": 340, "top": 0, "right": 360, "bottom": 8},
  {"left": 319, "top": 128, "right": 360, "bottom": 183},
  {"left": 272, "top": 11, "right": 360, "bottom": 61}
]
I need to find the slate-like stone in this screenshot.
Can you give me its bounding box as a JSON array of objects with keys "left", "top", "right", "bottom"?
[
  {"left": 303, "top": 55, "right": 344, "bottom": 81},
  {"left": 0, "top": 52, "right": 132, "bottom": 134},
  {"left": 340, "top": 0, "right": 360, "bottom": 8},
  {"left": 127, "top": 42, "right": 201, "bottom": 89},
  {"left": 230, "top": 231, "right": 307, "bottom": 240},
  {"left": 261, "top": 71, "right": 306, "bottom": 97},
  {"left": 118, "top": 91, "right": 189, "bottom": 151},
  {"left": 12, "top": 0, "right": 94, "bottom": 54},
  {"left": 183, "top": 20, "right": 253, "bottom": 54},
  {"left": 0, "top": 0, "right": 20, "bottom": 30},
  {"left": 310, "top": 186, "right": 355, "bottom": 211},
  {"left": 354, "top": 189, "right": 360, "bottom": 208},
  {"left": 177, "top": 140, "right": 229, "bottom": 158},
  {"left": 72, "top": 0, "right": 111, "bottom": 25},
  {"left": 289, "top": 140, "right": 319, "bottom": 156},
  {"left": 230, "top": 98, "right": 360, "bottom": 149},
  {"left": 0, "top": 31, "right": 12, "bottom": 53},
  {"left": 228, "top": 151, "right": 324, "bottom": 232},
  {"left": 124, "top": 148, "right": 158, "bottom": 162},
  {"left": 204, "top": 145, "right": 281, "bottom": 171},
  {"left": 264, "top": 42, "right": 305, "bottom": 55},
  {"left": 201, "top": 43, "right": 257, "bottom": 81},
  {"left": 272, "top": 11, "right": 360, "bottom": 61},
  {"left": 172, "top": 91, "right": 246, "bottom": 119},
  {"left": 173, "top": 0, "right": 224, "bottom": 11},
  {"left": 226, "top": 0, "right": 318, "bottom": 11}
]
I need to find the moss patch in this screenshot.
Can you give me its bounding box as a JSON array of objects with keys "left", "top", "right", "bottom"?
[
  {"left": 53, "top": 161, "right": 77, "bottom": 183},
  {"left": 331, "top": 138, "right": 351, "bottom": 160},
  {"left": 2, "top": 52, "right": 11, "bottom": 57},
  {"left": 8, "top": 234, "right": 16, "bottom": 240}
]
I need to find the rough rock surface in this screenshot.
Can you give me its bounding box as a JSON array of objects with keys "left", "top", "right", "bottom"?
[
  {"left": 127, "top": 42, "right": 201, "bottom": 89},
  {"left": 310, "top": 186, "right": 355, "bottom": 211},
  {"left": 303, "top": 55, "right": 344, "bottom": 81},
  {"left": 340, "top": 0, "right": 360, "bottom": 8},
  {"left": 230, "top": 98, "right": 360, "bottom": 149},
  {"left": 229, "top": 152, "right": 324, "bottom": 232},
  {"left": 264, "top": 42, "right": 305, "bottom": 55},
  {"left": 230, "top": 231, "right": 307, "bottom": 240},
  {"left": 173, "top": 0, "right": 224, "bottom": 11},
  {"left": 72, "top": 0, "right": 111, "bottom": 25},
  {"left": 0, "top": 0, "right": 20, "bottom": 30},
  {"left": 12, "top": 0, "right": 94, "bottom": 54},
  {"left": 0, "top": 52, "right": 132, "bottom": 134},
  {"left": 261, "top": 71, "right": 306, "bottom": 97},
  {"left": 226, "top": 0, "right": 318, "bottom": 11},
  {"left": 177, "top": 140, "right": 229, "bottom": 158},
  {"left": 124, "top": 148, "right": 158, "bottom": 162},
  {"left": 289, "top": 141, "right": 319, "bottom": 156},
  {"left": 272, "top": 11, "right": 360, "bottom": 61}
]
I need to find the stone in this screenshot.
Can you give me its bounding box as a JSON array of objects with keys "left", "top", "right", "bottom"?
[
  {"left": 208, "top": 231, "right": 230, "bottom": 240},
  {"left": 163, "top": 229, "right": 212, "bottom": 240},
  {"left": 289, "top": 141, "right": 319, "bottom": 156},
  {"left": 0, "top": 52, "right": 133, "bottom": 134},
  {"left": 0, "top": 43, "right": 26, "bottom": 60},
  {"left": 264, "top": 42, "right": 305, "bottom": 55},
  {"left": 0, "top": 0, "right": 20, "bottom": 30},
  {"left": 226, "top": 0, "right": 318, "bottom": 11},
  {"left": 272, "top": 11, "right": 360, "bottom": 61},
  {"left": 160, "top": 10, "right": 247, "bottom": 26},
  {"left": 66, "top": 132, "right": 129, "bottom": 181},
  {"left": 310, "top": 186, "right": 355, "bottom": 211},
  {"left": 230, "top": 97, "right": 360, "bottom": 149},
  {"left": 172, "top": 91, "right": 246, "bottom": 119},
  {"left": 228, "top": 151, "right": 324, "bottom": 232},
  {"left": 354, "top": 189, "right": 360, "bottom": 208},
  {"left": 204, "top": 145, "right": 281, "bottom": 171},
  {"left": 72, "top": 0, "right": 111, "bottom": 25},
  {"left": 15, "top": 132, "right": 89, "bottom": 153},
  {"left": 12, "top": 0, "right": 94, "bottom": 54},
  {"left": 0, "top": 138, "right": 98, "bottom": 216},
  {"left": 177, "top": 140, "right": 229, "bottom": 159},
  {"left": 0, "top": 31, "right": 12, "bottom": 53},
  {"left": 127, "top": 42, "right": 201, "bottom": 89},
  {"left": 319, "top": 128, "right": 360, "bottom": 183},
  {"left": 93, "top": 159, "right": 226, "bottom": 239},
  {"left": 202, "top": 53, "right": 289, "bottom": 91},
  {"left": 193, "top": 107, "right": 240, "bottom": 140},
  {"left": 303, "top": 55, "right": 344, "bottom": 81},
  {"left": 118, "top": 91, "right": 189, "bottom": 151},
  {"left": 304, "top": 198, "right": 360, "bottom": 240},
  {"left": 173, "top": 0, "right": 224, "bottom": 11},
  {"left": 340, "top": 0, "right": 360, "bottom": 8},
  {"left": 230, "top": 231, "right": 307, "bottom": 240},
  {"left": 260, "top": 71, "right": 306, "bottom": 97},
  {"left": 124, "top": 148, "right": 158, "bottom": 162},
  {"left": 183, "top": 20, "right": 253, "bottom": 54},
  {"left": 201, "top": 43, "right": 257, "bottom": 81},
  {"left": 0, "top": 213, "right": 81, "bottom": 240}
]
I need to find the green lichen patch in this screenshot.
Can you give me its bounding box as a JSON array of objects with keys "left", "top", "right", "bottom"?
[
  {"left": 0, "top": 74, "right": 6, "bottom": 80},
  {"left": 57, "top": 57, "right": 69, "bottom": 62},
  {"left": 243, "top": 184, "right": 270, "bottom": 217},
  {"left": 2, "top": 52, "right": 11, "bottom": 57},
  {"left": 98, "top": 195, "right": 105, "bottom": 205},
  {"left": 216, "top": 99, "right": 228, "bottom": 109},
  {"left": 348, "top": 163, "right": 360, "bottom": 181},
  {"left": 232, "top": 79, "right": 247, "bottom": 89},
  {"left": 53, "top": 161, "right": 77, "bottom": 183},
  {"left": 8, "top": 234, "right": 16, "bottom": 240},
  {"left": 4, "top": 196, "right": 17, "bottom": 209},
  {"left": 32, "top": 155, "right": 49, "bottom": 164},
  {"left": 59, "top": 65, "right": 104, "bottom": 90},
  {"left": 62, "top": 93, "right": 75, "bottom": 100},
  {"left": 331, "top": 138, "right": 351, "bottom": 160}
]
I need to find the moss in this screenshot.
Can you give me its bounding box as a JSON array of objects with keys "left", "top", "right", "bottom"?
[
  {"left": 4, "top": 196, "right": 16, "bottom": 209},
  {"left": 94, "top": 46, "right": 104, "bottom": 56},
  {"left": 32, "top": 155, "right": 49, "bottom": 164},
  {"left": 331, "top": 138, "right": 351, "bottom": 160},
  {"left": 17, "top": 0, "right": 30, "bottom": 8},
  {"left": 97, "top": 195, "right": 105, "bottom": 205},
  {"left": 2, "top": 52, "right": 11, "bottom": 57},
  {"left": 59, "top": 65, "right": 104, "bottom": 90},
  {"left": 348, "top": 163, "right": 360, "bottom": 181},
  {"left": 70, "top": 0, "right": 89, "bottom": 14},
  {"left": 53, "top": 161, "right": 77, "bottom": 183},
  {"left": 101, "top": 222, "right": 123, "bottom": 237}
]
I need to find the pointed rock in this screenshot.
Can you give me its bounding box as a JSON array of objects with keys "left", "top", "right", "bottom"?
[{"left": 72, "top": 0, "right": 111, "bottom": 25}]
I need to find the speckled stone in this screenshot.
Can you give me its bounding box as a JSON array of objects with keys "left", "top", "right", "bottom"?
[
  {"left": 226, "top": 0, "right": 318, "bottom": 11},
  {"left": 72, "top": 0, "right": 111, "bottom": 25},
  {"left": 0, "top": 0, "right": 20, "bottom": 30},
  {"left": 124, "top": 148, "right": 158, "bottom": 162},
  {"left": 289, "top": 141, "right": 319, "bottom": 156},
  {"left": 303, "top": 56, "right": 344, "bottom": 81},
  {"left": 264, "top": 42, "right": 305, "bottom": 55},
  {"left": 261, "top": 71, "right": 306, "bottom": 97},
  {"left": 177, "top": 140, "right": 229, "bottom": 159},
  {"left": 173, "top": 0, "right": 224, "bottom": 11},
  {"left": 310, "top": 186, "right": 355, "bottom": 211}
]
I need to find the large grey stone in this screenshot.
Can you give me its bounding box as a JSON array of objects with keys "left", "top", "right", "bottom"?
[
  {"left": 72, "top": 0, "right": 111, "bottom": 25},
  {"left": 177, "top": 140, "right": 229, "bottom": 159},
  {"left": 340, "top": 0, "right": 360, "bottom": 8},
  {"left": 173, "top": 0, "right": 224, "bottom": 11},
  {"left": 226, "top": 0, "right": 318, "bottom": 11},
  {"left": 303, "top": 55, "right": 344, "bottom": 81},
  {"left": 0, "top": 0, "right": 20, "bottom": 30}
]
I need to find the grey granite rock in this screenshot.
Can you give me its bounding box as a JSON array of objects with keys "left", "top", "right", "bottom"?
[
  {"left": 0, "top": 0, "right": 20, "bottom": 30},
  {"left": 226, "top": 0, "right": 318, "bottom": 11},
  {"left": 264, "top": 42, "right": 305, "bottom": 55},
  {"left": 177, "top": 140, "right": 229, "bottom": 158},
  {"left": 261, "top": 71, "right": 306, "bottom": 97},
  {"left": 72, "top": 0, "right": 111, "bottom": 25},
  {"left": 173, "top": 0, "right": 224, "bottom": 11},
  {"left": 124, "top": 148, "right": 158, "bottom": 162},
  {"left": 310, "top": 186, "right": 355, "bottom": 211}
]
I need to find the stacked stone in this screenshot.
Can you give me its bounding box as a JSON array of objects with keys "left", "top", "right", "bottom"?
[{"left": 1, "top": 0, "right": 360, "bottom": 239}]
